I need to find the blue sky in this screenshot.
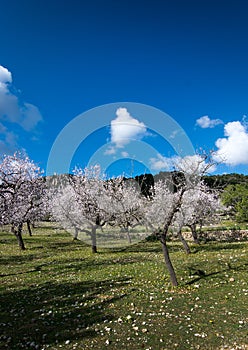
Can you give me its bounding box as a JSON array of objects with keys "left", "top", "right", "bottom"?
[{"left": 0, "top": 0, "right": 248, "bottom": 176}]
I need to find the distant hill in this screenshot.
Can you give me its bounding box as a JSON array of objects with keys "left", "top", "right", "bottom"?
[
  {"left": 46, "top": 172, "right": 248, "bottom": 196},
  {"left": 202, "top": 173, "right": 248, "bottom": 189},
  {"left": 130, "top": 171, "right": 248, "bottom": 195}
]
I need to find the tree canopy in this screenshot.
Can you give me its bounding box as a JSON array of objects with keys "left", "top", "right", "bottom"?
[{"left": 221, "top": 183, "right": 248, "bottom": 222}]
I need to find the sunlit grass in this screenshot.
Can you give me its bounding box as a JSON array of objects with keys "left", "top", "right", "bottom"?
[{"left": 0, "top": 225, "right": 247, "bottom": 349}]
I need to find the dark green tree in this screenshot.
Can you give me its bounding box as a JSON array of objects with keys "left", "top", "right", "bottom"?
[{"left": 221, "top": 183, "right": 248, "bottom": 222}]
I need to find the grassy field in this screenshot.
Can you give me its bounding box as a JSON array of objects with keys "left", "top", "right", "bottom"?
[{"left": 0, "top": 223, "right": 247, "bottom": 350}]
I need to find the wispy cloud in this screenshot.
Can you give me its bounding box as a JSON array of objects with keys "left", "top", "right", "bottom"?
[
  {"left": 0, "top": 123, "right": 18, "bottom": 154},
  {"left": 213, "top": 121, "right": 248, "bottom": 166},
  {"left": 0, "top": 65, "right": 43, "bottom": 154},
  {"left": 104, "top": 146, "right": 116, "bottom": 155},
  {"left": 121, "top": 151, "right": 129, "bottom": 157},
  {"left": 169, "top": 129, "right": 180, "bottom": 139},
  {"left": 196, "top": 115, "right": 223, "bottom": 128}
]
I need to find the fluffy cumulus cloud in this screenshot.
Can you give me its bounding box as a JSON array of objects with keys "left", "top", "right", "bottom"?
[
  {"left": 0, "top": 65, "right": 12, "bottom": 86},
  {"left": 196, "top": 115, "right": 223, "bottom": 128},
  {"left": 105, "top": 107, "right": 147, "bottom": 156},
  {"left": 0, "top": 65, "right": 43, "bottom": 154},
  {"left": 213, "top": 121, "right": 248, "bottom": 166},
  {"left": 110, "top": 108, "right": 147, "bottom": 148}
]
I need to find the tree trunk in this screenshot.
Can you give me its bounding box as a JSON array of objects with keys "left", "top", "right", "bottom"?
[
  {"left": 159, "top": 188, "right": 185, "bottom": 287},
  {"left": 160, "top": 235, "right": 178, "bottom": 286},
  {"left": 91, "top": 226, "right": 97, "bottom": 253},
  {"left": 190, "top": 224, "right": 200, "bottom": 244},
  {"left": 177, "top": 228, "right": 191, "bottom": 254},
  {"left": 12, "top": 223, "right": 25, "bottom": 250},
  {"left": 73, "top": 227, "right": 79, "bottom": 240},
  {"left": 27, "top": 220, "right": 32, "bottom": 236},
  {"left": 126, "top": 227, "right": 132, "bottom": 244}
]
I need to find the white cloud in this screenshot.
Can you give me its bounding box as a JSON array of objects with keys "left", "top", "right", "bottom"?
[
  {"left": 150, "top": 154, "right": 172, "bottom": 171},
  {"left": 104, "top": 146, "right": 116, "bottom": 155},
  {"left": 110, "top": 107, "right": 147, "bottom": 148},
  {"left": 0, "top": 65, "right": 42, "bottom": 153},
  {"left": 196, "top": 115, "right": 223, "bottom": 128},
  {"left": 213, "top": 121, "right": 248, "bottom": 166},
  {"left": 121, "top": 151, "right": 129, "bottom": 157},
  {"left": 169, "top": 129, "right": 180, "bottom": 139},
  {"left": 20, "top": 103, "right": 43, "bottom": 131},
  {"left": 0, "top": 121, "right": 18, "bottom": 154},
  {"left": 0, "top": 65, "right": 12, "bottom": 87}
]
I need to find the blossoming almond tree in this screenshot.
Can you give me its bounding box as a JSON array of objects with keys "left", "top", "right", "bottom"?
[
  {"left": 174, "top": 182, "right": 220, "bottom": 253},
  {"left": 0, "top": 152, "right": 45, "bottom": 249},
  {"left": 144, "top": 179, "right": 186, "bottom": 286},
  {"left": 67, "top": 165, "right": 111, "bottom": 253},
  {"left": 144, "top": 154, "right": 216, "bottom": 286},
  {"left": 25, "top": 177, "right": 49, "bottom": 236},
  {"left": 49, "top": 182, "right": 84, "bottom": 240},
  {"left": 50, "top": 168, "right": 146, "bottom": 250},
  {"left": 105, "top": 177, "right": 145, "bottom": 244}
]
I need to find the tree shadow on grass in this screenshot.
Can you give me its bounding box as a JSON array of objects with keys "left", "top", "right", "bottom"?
[
  {"left": 46, "top": 240, "right": 88, "bottom": 251},
  {"left": 0, "top": 252, "right": 151, "bottom": 278},
  {"left": 58, "top": 255, "right": 153, "bottom": 271},
  {"left": 106, "top": 241, "right": 162, "bottom": 254},
  {"left": 0, "top": 254, "right": 39, "bottom": 268},
  {"left": 0, "top": 277, "right": 130, "bottom": 349},
  {"left": 185, "top": 262, "right": 248, "bottom": 286}
]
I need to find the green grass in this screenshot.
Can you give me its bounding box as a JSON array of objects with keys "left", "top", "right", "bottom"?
[{"left": 0, "top": 224, "right": 247, "bottom": 350}]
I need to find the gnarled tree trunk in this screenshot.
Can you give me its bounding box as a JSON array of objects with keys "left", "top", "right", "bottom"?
[
  {"left": 12, "top": 223, "right": 25, "bottom": 250},
  {"left": 27, "top": 219, "right": 32, "bottom": 236},
  {"left": 189, "top": 224, "right": 200, "bottom": 244},
  {"left": 125, "top": 227, "right": 132, "bottom": 244},
  {"left": 160, "top": 234, "right": 178, "bottom": 286},
  {"left": 91, "top": 226, "right": 97, "bottom": 253},
  {"left": 73, "top": 227, "right": 79, "bottom": 240},
  {"left": 159, "top": 189, "right": 185, "bottom": 286},
  {"left": 177, "top": 228, "right": 191, "bottom": 254}
]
